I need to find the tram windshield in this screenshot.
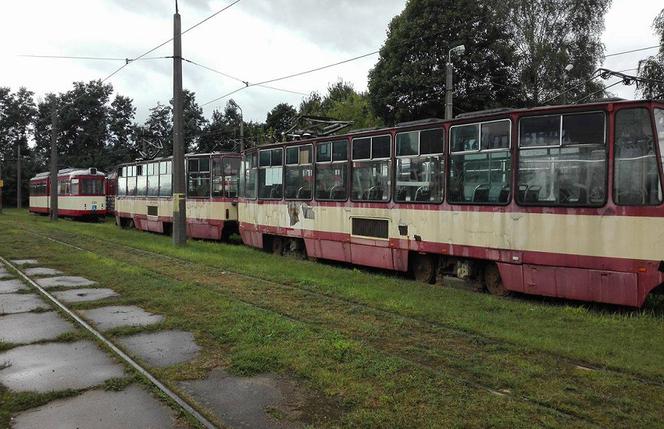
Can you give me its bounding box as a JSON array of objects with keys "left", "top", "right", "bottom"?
[{"left": 80, "top": 178, "right": 104, "bottom": 196}]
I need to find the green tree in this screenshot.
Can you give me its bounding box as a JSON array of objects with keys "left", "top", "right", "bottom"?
[
  {"left": 368, "top": 0, "right": 519, "bottom": 124},
  {"left": 637, "top": 9, "right": 664, "bottom": 99},
  {"left": 0, "top": 87, "right": 37, "bottom": 207},
  {"left": 509, "top": 0, "right": 611, "bottom": 105},
  {"left": 107, "top": 94, "right": 138, "bottom": 167},
  {"left": 265, "top": 103, "right": 297, "bottom": 141},
  {"left": 51, "top": 80, "right": 113, "bottom": 170}
]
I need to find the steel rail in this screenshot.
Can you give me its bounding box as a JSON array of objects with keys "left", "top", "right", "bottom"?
[{"left": 0, "top": 255, "right": 218, "bottom": 429}]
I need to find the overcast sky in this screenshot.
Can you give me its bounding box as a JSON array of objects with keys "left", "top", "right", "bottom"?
[{"left": 1, "top": 0, "right": 662, "bottom": 124}]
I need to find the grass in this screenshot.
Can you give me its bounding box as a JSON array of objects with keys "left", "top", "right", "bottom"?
[{"left": 1, "top": 208, "right": 664, "bottom": 427}]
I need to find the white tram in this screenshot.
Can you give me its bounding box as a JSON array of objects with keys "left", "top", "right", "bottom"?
[{"left": 114, "top": 152, "right": 241, "bottom": 240}]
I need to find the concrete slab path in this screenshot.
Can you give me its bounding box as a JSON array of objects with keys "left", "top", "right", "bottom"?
[
  {"left": 0, "top": 279, "right": 28, "bottom": 294},
  {"left": 36, "top": 276, "right": 96, "bottom": 288},
  {"left": 80, "top": 306, "right": 164, "bottom": 332},
  {"left": 11, "top": 385, "right": 179, "bottom": 429},
  {"left": 0, "top": 340, "right": 125, "bottom": 392},
  {"left": 0, "top": 312, "right": 75, "bottom": 344},
  {"left": 0, "top": 294, "right": 50, "bottom": 315},
  {"left": 53, "top": 288, "right": 119, "bottom": 303},
  {"left": 117, "top": 330, "right": 201, "bottom": 368}
]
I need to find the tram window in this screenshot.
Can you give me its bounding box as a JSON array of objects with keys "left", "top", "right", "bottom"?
[
  {"left": 223, "top": 157, "right": 240, "bottom": 198},
  {"left": 396, "top": 129, "right": 445, "bottom": 203},
  {"left": 316, "top": 140, "right": 348, "bottom": 201},
  {"left": 58, "top": 181, "right": 69, "bottom": 195},
  {"left": 352, "top": 135, "right": 391, "bottom": 202},
  {"left": 81, "top": 178, "right": 103, "bottom": 196},
  {"left": 352, "top": 138, "right": 371, "bottom": 160},
  {"left": 187, "top": 157, "right": 211, "bottom": 198},
  {"left": 241, "top": 152, "right": 258, "bottom": 199},
  {"left": 212, "top": 158, "right": 224, "bottom": 197},
  {"left": 656, "top": 109, "right": 664, "bottom": 173},
  {"left": 517, "top": 112, "right": 607, "bottom": 206},
  {"left": 136, "top": 163, "right": 147, "bottom": 196},
  {"left": 451, "top": 124, "right": 479, "bottom": 152},
  {"left": 449, "top": 120, "right": 511, "bottom": 204},
  {"left": 614, "top": 108, "right": 662, "bottom": 205},
  {"left": 285, "top": 146, "right": 313, "bottom": 200},
  {"left": 317, "top": 142, "right": 332, "bottom": 162},
  {"left": 481, "top": 122, "right": 510, "bottom": 150},
  {"left": 127, "top": 166, "right": 137, "bottom": 196},
  {"left": 258, "top": 148, "right": 283, "bottom": 199},
  {"left": 519, "top": 115, "right": 560, "bottom": 147},
  {"left": 159, "top": 161, "right": 172, "bottom": 196},
  {"left": 147, "top": 162, "right": 159, "bottom": 197},
  {"left": 71, "top": 179, "right": 79, "bottom": 195}
]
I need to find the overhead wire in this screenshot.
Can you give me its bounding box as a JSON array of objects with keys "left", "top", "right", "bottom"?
[
  {"left": 101, "top": 0, "right": 242, "bottom": 82},
  {"left": 182, "top": 58, "right": 309, "bottom": 97}
]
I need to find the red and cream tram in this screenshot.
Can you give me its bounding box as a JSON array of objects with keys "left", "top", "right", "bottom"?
[
  {"left": 114, "top": 152, "right": 241, "bottom": 240},
  {"left": 29, "top": 168, "right": 107, "bottom": 219},
  {"left": 238, "top": 99, "right": 664, "bottom": 307}
]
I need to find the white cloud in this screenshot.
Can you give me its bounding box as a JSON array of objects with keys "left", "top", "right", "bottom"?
[{"left": 0, "top": 0, "right": 661, "bottom": 126}]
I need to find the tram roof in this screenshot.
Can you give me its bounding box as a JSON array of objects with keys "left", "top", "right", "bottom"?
[
  {"left": 247, "top": 98, "right": 662, "bottom": 151},
  {"left": 32, "top": 168, "right": 105, "bottom": 180}
]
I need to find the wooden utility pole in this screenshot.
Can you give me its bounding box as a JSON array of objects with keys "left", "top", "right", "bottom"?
[
  {"left": 49, "top": 107, "right": 59, "bottom": 221},
  {"left": 16, "top": 141, "right": 21, "bottom": 209},
  {"left": 172, "top": 0, "right": 187, "bottom": 245}
]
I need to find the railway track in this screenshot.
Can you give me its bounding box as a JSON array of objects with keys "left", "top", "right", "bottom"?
[
  {"left": 18, "top": 226, "right": 664, "bottom": 426},
  {"left": 0, "top": 255, "right": 218, "bottom": 429}
]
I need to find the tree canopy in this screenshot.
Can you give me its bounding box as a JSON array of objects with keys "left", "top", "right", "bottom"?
[
  {"left": 637, "top": 8, "right": 664, "bottom": 100},
  {"left": 368, "top": 0, "right": 612, "bottom": 124}
]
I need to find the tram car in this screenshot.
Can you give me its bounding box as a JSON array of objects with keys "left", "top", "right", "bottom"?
[
  {"left": 114, "top": 152, "right": 241, "bottom": 240},
  {"left": 237, "top": 99, "right": 664, "bottom": 307},
  {"left": 29, "top": 168, "right": 107, "bottom": 219}
]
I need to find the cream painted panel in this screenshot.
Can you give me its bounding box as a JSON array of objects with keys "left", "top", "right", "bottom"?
[{"left": 239, "top": 202, "right": 664, "bottom": 261}]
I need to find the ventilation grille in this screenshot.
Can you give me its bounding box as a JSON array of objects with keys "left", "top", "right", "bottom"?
[
  {"left": 352, "top": 218, "right": 388, "bottom": 239},
  {"left": 147, "top": 206, "right": 158, "bottom": 216}
]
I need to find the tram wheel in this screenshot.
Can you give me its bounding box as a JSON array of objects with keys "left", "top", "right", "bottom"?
[
  {"left": 271, "top": 237, "right": 284, "bottom": 256},
  {"left": 484, "top": 264, "right": 510, "bottom": 296},
  {"left": 412, "top": 253, "right": 437, "bottom": 284}
]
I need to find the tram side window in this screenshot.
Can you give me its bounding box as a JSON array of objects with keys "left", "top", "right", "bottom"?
[
  {"left": 449, "top": 120, "right": 511, "bottom": 204},
  {"left": 58, "top": 180, "right": 70, "bottom": 195},
  {"left": 396, "top": 129, "right": 445, "bottom": 203},
  {"left": 159, "top": 161, "right": 172, "bottom": 196},
  {"left": 316, "top": 140, "right": 348, "bottom": 201},
  {"left": 517, "top": 112, "right": 607, "bottom": 206},
  {"left": 147, "top": 162, "right": 159, "bottom": 197},
  {"left": 187, "top": 157, "right": 210, "bottom": 198},
  {"left": 258, "top": 148, "right": 283, "bottom": 199},
  {"left": 655, "top": 108, "right": 664, "bottom": 184},
  {"left": 118, "top": 167, "right": 126, "bottom": 196},
  {"left": 352, "top": 135, "right": 391, "bottom": 202},
  {"left": 614, "top": 108, "right": 662, "bottom": 205},
  {"left": 241, "top": 152, "right": 258, "bottom": 199},
  {"left": 127, "top": 165, "right": 137, "bottom": 196},
  {"left": 285, "top": 146, "right": 313, "bottom": 200},
  {"left": 136, "top": 164, "right": 147, "bottom": 196},
  {"left": 212, "top": 157, "right": 240, "bottom": 198},
  {"left": 71, "top": 179, "right": 79, "bottom": 195}
]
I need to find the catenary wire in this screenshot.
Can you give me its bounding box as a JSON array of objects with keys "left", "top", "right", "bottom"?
[{"left": 101, "top": 0, "right": 242, "bottom": 82}]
